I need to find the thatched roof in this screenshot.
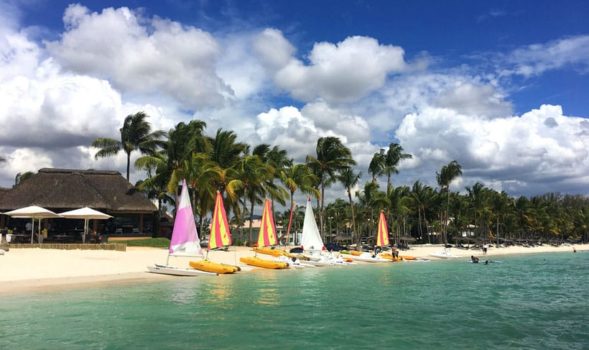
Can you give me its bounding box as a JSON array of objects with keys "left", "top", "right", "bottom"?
[{"left": 0, "top": 168, "right": 156, "bottom": 213}]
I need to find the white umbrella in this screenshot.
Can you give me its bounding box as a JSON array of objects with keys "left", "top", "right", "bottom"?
[
  {"left": 59, "top": 207, "right": 112, "bottom": 243},
  {"left": 4, "top": 206, "right": 61, "bottom": 243}
]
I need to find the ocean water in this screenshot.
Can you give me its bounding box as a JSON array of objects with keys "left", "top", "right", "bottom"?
[{"left": 1, "top": 252, "right": 588, "bottom": 349}]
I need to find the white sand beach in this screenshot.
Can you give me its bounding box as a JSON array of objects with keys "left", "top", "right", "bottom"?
[{"left": 0, "top": 244, "right": 586, "bottom": 294}]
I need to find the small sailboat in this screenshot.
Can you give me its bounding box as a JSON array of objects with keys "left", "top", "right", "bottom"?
[
  {"left": 189, "top": 191, "right": 240, "bottom": 274},
  {"left": 240, "top": 199, "right": 290, "bottom": 269},
  {"left": 352, "top": 211, "right": 389, "bottom": 263},
  {"left": 148, "top": 180, "right": 216, "bottom": 276},
  {"left": 300, "top": 198, "right": 349, "bottom": 266}
]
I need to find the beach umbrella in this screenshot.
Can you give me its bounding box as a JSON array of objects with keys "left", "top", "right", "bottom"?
[
  {"left": 59, "top": 207, "right": 112, "bottom": 243},
  {"left": 4, "top": 206, "right": 61, "bottom": 243}
]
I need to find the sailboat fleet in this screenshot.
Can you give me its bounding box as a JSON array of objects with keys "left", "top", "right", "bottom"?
[{"left": 148, "top": 179, "right": 417, "bottom": 277}]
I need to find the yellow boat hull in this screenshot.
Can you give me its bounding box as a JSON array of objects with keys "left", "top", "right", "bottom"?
[
  {"left": 189, "top": 260, "right": 240, "bottom": 274},
  {"left": 253, "top": 247, "right": 292, "bottom": 257},
  {"left": 240, "top": 256, "right": 289, "bottom": 269},
  {"left": 379, "top": 253, "right": 403, "bottom": 262}
]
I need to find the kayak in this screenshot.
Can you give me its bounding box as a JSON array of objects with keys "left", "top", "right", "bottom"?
[
  {"left": 400, "top": 255, "right": 416, "bottom": 260},
  {"left": 240, "top": 256, "right": 289, "bottom": 269},
  {"left": 189, "top": 260, "right": 240, "bottom": 274}
]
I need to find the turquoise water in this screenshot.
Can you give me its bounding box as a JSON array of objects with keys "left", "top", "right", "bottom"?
[{"left": 1, "top": 252, "right": 588, "bottom": 349}]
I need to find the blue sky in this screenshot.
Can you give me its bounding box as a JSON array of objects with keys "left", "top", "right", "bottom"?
[{"left": 1, "top": 0, "right": 589, "bottom": 198}]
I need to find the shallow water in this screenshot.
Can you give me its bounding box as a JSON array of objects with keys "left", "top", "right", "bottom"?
[{"left": 1, "top": 252, "right": 587, "bottom": 349}]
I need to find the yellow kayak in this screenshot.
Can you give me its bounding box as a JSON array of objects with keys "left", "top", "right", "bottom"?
[
  {"left": 240, "top": 256, "right": 289, "bottom": 269},
  {"left": 253, "top": 247, "right": 293, "bottom": 257},
  {"left": 400, "top": 255, "right": 416, "bottom": 260},
  {"left": 189, "top": 260, "right": 240, "bottom": 274}
]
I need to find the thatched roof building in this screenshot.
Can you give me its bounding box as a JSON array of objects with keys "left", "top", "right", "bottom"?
[
  {"left": 0, "top": 169, "right": 158, "bottom": 238},
  {"left": 0, "top": 168, "right": 156, "bottom": 213}
]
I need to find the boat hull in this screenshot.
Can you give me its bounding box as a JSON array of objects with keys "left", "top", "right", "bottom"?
[
  {"left": 189, "top": 260, "right": 240, "bottom": 274},
  {"left": 253, "top": 247, "right": 292, "bottom": 257},
  {"left": 240, "top": 256, "right": 289, "bottom": 269},
  {"left": 147, "top": 264, "right": 217, "bottom": 276}
]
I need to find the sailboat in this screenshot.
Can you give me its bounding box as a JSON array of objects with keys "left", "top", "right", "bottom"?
[
  {"left": 351, "top": 211, "right": 389, "bottom": 263},
  {"left": 300, "top": 198, "right": 349, "bottom": 266},
  {"left": 189, "top": 191, "right": 240, "bottom": 274},
  {"left": 240, "top": 199, "right": 290, "bottom": 269},
  {"left": 147, "top": 180, "right": 216, "bottom": 276}
]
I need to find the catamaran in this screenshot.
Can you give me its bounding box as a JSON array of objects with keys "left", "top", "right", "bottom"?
[
  {"left": 240, "top": 199, "right": 290, "bottom": 269},
  {"left": 189, "top": 191, "right": 240, "bottom": 274},
  {"left": 147, "top": 180, "right": 216, "bottom": 276},
  {"left": 351, "top": 210, "right": 389, "bottom": 263},
  {"left": 300, "top": 198, "right": 349, "bottom": 266}
]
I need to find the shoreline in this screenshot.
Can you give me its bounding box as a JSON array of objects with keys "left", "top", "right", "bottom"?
[{"left": 1, "top": 244, "right": 586, "bottom": 294}]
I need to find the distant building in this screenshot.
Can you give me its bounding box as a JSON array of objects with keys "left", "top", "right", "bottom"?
[{"left": 0, "top": 168, "right": 157, "bottom": 238}]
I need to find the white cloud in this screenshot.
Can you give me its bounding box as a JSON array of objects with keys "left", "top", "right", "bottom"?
[
  {"left": 502, "top": 35, "right": 589, "bottom": 77},
  {"left": 396, "top": 104, "right": 589, "bottom": 194},
  {"left": 254, "top": 29, "right": 408, "bottom": 103},
  {"left": 46, "top": 4, "right": 233, "bottom": 109}
]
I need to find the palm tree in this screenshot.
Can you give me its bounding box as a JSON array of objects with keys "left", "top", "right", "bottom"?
[
  {"left": 306, "top": 137, "right": 356, "bottom": 238},
  {"left": 368, "top": 151, "right": 385, "bottom": 183},
  {"left": 280, "top": 163, "right": 319, "bottom": 244},
  {"left": 339, "top": 167, "right": 361, "bottom": 245},
  {"left": 436, "top": 160, "right": 462, "bottom": 244},
  {"left": 383, "top": 143, "right": 412, "bottom": 191},
  {"left": 92, "top": 111, "right": 166, "bottom": 181}
]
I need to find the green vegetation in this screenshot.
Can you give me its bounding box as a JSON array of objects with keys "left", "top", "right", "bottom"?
[
  {"left": 117, "top": 237, "right": 170, "bottom": 248},
  {"left": 93, "top": 112, "right": 589, "bottom": 246}
]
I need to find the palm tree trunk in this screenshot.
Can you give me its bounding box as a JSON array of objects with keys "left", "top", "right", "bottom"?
[
  {"left": 347, "top": 189, "right": 357, "bottom": 246},
  {"left": 248, "top": 200, "right": 255, "bottom": 244},
  {"left": 286, "top": 191, "right": 295, "bottom": 245},
  {"left": 126, "top": 151, "right": 131, "bottom": 181}
]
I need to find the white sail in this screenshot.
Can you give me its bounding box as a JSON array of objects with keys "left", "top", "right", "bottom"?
[{"left": 300, "top": 199, "right": 324, "bottom": 252}]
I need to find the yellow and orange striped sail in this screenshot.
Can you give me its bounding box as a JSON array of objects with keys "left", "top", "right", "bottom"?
[
  {"left": 376, "top": 211, "right": 390, "bottom": 247},
  {"left": 257, "top": 199, "right": 278, "bottom": 248},
  {"left": 209, "top": 191, "right": 232, "bottom": 250}
]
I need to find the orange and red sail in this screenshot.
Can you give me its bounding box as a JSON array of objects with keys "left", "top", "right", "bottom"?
[
  {"left": 209, "top": 191, "right": 232, "bottom": 250},
  {"left": 376, "top": 211, "right": 390, "bottom": 247},
  {"left": 257, "top": 199, "right": 278, "bottom": 248}
]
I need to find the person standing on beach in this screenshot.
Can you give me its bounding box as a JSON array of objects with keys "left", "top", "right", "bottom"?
[{"left": 482, "top": 243, "right": 488, "bottom": 255}]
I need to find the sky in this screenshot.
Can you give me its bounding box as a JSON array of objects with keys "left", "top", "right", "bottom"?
[{"left": 1, "top": 0, "right": 588, "bottom": 201}]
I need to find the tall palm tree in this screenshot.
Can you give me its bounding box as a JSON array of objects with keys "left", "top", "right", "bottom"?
[
  {"left": 92, "top": 111, "right": 166, "bottom": 181},
  {"left": 436, "top": 160, "right": 462, "bottom": 244},
  {"left": 383, "top": 143, "right": 412, "bottom": 191},
  {"left": 339, "top": 167, "right": 361, "bottom": 244},
  {"left": 306, "top": 137, "right": 356, "bottom": 238}
]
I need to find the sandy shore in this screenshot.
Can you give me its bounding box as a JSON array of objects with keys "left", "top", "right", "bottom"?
[{"left": 0, "top": 243, "right": 585, "bottom": 294}]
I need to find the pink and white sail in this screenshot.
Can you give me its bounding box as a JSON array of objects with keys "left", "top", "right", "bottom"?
[{"left": 169, "top": 180, "right": 203, "bottom": 257}]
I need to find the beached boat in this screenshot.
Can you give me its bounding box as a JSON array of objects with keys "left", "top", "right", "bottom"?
[
  {"left": 147, "top": 180, "right": 215, "bottom": 277},
  {"left": 189, "top": 260, "right": 240, "bottom": 274},
  {"left": 430, "top": 248, "right": 457, "bottom": 259},
  {"left": 299, "top": 198, "right": 350, "bottom": 266},
  {"left": 350, "top": 211, "right": 390, "bottom": 263},
  {"left": 240, "top": 256, "right": 289, "bottom": 269},
  {"left": 240, "top": 199, "right": 290, "bottom": 269},
  {"left": 189, "top": 191, "right": 240, "bottom": 274},
  {"left": 253, "top": 247, "right": 293, "bottom": 257}
]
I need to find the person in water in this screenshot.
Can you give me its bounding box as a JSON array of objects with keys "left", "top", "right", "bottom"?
[
  {"left": 471, "top": 255, "right": 479, "bottom": 264},
  {"left": 573, "top": 247, "right": 577, "bottom": 253}
]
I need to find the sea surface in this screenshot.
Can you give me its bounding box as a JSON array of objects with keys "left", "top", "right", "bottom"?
[{"left": 1, "top": 252, "right": 588, "bottom": 349}]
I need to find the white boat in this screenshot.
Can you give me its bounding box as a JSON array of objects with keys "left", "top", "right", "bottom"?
[
  {"left": 300, "top": 199, "right": 351, "bottom": 266},
  {"left": 148, "top": 264, "right": 216, "bottom": 276},
  {"left": 147, "top": 180, "right": 214, "bottom": 276},
  {"left": 351, "top": 252, "right": 389, "bottom": 263},
  {"left": 430, "top": 248, "right": 457, "bottom": 259}
]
